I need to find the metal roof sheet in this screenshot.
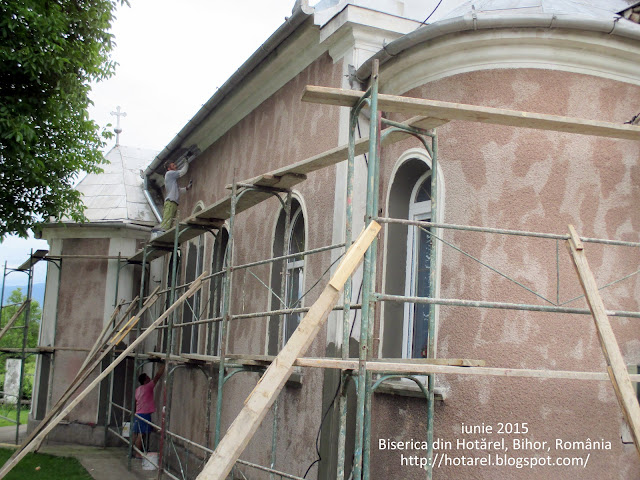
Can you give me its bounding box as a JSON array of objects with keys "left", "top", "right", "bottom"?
[
  {"left": 74, "top": 146, "right": 158, "bottom": 224},
  {"left": 439, "top": 0, "right": 632, "bottom": 19}
]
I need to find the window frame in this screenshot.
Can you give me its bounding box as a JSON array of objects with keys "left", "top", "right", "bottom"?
[
  {"left": 267, "top": 197, "right": 307, "bottom": 354},
  {"left": 283, "top": 206, "right": 305, "bottom": 344},
  {"left": 208, "top": 227, "right": 228, "bottom": 356},
  {"left": 181, "top": 233, "right": 204, "bottom": 354},
  {"left": 402, "top": 172, "right": 432, "bottom": 359}
]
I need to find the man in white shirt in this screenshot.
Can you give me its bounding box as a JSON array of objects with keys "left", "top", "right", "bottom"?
[{"left": 154, "top": 160, "right": 192, "bottom": 233}]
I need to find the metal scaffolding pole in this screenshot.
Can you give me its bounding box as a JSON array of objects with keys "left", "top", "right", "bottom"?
[
  {"left": 128, "top": 244, "right": 150, "bottom": 468},
  {"left": 157, "top": 222, "right": 182, "bottom": 479},
  {"left": 14, "top": 253, "right": 33, "bottom": 445},
  {"left": 214, "top": 179, "right": 239, "bottom": 447},
  {"left": 270, "top": 191, "right": 291, "bottom": 478},
  {"left": 335, "top": 82, "right": 367, "bottom": 480},
  {"left": 353, "top": 59, "right": 380, "bottom": 480}
]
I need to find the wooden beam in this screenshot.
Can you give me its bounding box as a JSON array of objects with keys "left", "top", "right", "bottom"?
[
  {"left": 0, "top": 272, "right": 208, "bottom": 479},
  {"left": 79, "top": 298, "right": 133, "bottom": 373},
  {"left": 130, "top": 111, "right": 438, "bottom": 265},
  {"left": 302, "top": 86, "right": 640, "bottom": 141},
  {"left": 0, "top": 301, "right": 29, "bottom": 343},
  {"left": 180, "top": 353, "right": 484, "bottom": 368},
  {"left": 234, "top": 115, "right": 446, "bottom": 189},
  {"left": 295, "top": 358, "right": 640, "bottom": 382},
  {"left": 196, "top": 222, "right": 381, "bottom": 480},
  {"left": 109, "top": 290, "right": 161, "bottom": 346},
  {"left": 566, "top": 226, "right": 640, "bottom": 458}
]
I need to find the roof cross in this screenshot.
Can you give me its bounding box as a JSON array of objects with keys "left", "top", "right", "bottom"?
[{"left": 110, "top": 106, "right": 127, "bottom": 146}]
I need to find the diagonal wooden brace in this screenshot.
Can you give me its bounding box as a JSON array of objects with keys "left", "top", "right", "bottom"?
[
  {"left": 566, "top": 225, "right": 640, "bottom": 458},
  {"left": 0, "top": 301, "right": 29, "bottom": 343}
]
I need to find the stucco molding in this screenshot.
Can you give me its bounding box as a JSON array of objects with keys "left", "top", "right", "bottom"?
[
  {"left": 41, "top": 223, "right": 151, "bottom": 241},
  {"left": 379, "top": 28, "right": 640, "bottom": 96},
  {"left": 319, "top": 4, "right": 418, "bottom": 65}
]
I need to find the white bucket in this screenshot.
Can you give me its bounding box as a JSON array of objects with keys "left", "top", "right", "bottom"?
[{"left": 142, "top": 452, "right": 159, "bottom": 471}]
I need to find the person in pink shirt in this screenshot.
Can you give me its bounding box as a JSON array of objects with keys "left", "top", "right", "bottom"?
[{"left": 133, "top": 362, "right": 165, "bottom": 457}]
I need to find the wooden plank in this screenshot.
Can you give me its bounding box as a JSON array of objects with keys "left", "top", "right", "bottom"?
[
  {"left": 110, "top": 291, "right": 161, "bottom": 346},
  {"left": 130, "top": 112, "right": 438, "bottom": 266},
  {"left": 109, "top": 290, "right": 160, "bottom": 345},
  {"left": 181, "top": 353, "right": 483, "bottom": 368},
  {"left": 79, "top": 299, "right": 133, "bottom": 373},
  {"left": 0, "top": 301, "right": 29, "bottom": 343},
  {"left": 196, "top": 222, "right": 380, "bottom": 480},
  {"left": 330, "top": 224, "right": 381, "bottom": 289},
  {"left": 234, "top": 115, "right": 446, "bottom": 189},
  {"left": 294, "top": 358, "right": 640, "bottom": 382},
  {"left": 0, "top": 272, "right": 208, "bottom": 479},
  {"left": 302, "top": 86, "right": 640, "bottom": 141},
  {"left": 566, "top": 226, "right": 640, "bottom": 458},
  {"left": 253, "top": 172, "right": 307, "bottom": 189},
  {"left": 567, "top": 224, "right": 583, "bottom": 250},
  {"left": 369, "top": 358, "right": 485, "bottom": 367}
]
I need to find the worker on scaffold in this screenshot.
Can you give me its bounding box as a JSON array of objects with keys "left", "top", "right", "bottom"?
[
  {"left": 132, "top": 362, "right": 165, "bottom": 457},
  {"left": 152, "top": 157, "right": 193, "bottom": 236}
]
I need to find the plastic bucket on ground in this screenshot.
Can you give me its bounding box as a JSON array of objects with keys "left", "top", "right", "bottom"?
[{"left": 142, "top": 452, "right": 159, "bottom": 470}]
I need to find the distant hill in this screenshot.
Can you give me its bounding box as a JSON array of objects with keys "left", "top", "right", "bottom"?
[{"left": 2, "top": 283, "right": 46, "bottom": 307}]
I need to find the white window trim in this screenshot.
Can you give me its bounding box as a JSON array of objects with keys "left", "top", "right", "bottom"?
[{"left": 379, "top": 148, "right": 445, "bottom": 360}]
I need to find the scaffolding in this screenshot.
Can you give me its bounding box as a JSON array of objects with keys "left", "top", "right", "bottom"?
[
  {"left": 4, "top": 59, "right": 640, "bottom": 479},
  {"left": 0, "top": 249, "right": 51, "bottom": 445}
]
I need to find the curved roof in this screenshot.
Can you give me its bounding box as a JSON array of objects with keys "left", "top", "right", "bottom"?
[{"left": 74, "top": 146, "right": 158, "bottom": 225}]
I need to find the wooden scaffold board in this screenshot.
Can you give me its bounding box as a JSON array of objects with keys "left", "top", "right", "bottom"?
[{"left": 301, "top": 86, "right": 640, "bottom": 141}]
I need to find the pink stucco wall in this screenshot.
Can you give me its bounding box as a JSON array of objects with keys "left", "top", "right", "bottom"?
[
  {"left": 370, "top": 68, "right": 640, "bottom": 479},
  {"left": 52, "top": 237, "right": 109, "bottom": 424}
]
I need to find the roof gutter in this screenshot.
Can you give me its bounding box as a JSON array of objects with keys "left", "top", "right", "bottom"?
[
  {"left": 355, "top": 12, "right": 640, "bottom": 82},
  {"left": 143, "top": 0, "right": 315, "bottom": 178}
]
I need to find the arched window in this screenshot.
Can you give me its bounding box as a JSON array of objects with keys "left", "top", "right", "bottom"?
[
  {"left": 208, "top": 228, "right": 228, "bottom": 355},
  {"left": 383, "top": 152, "right": 441, "bottom": 359},
  {"left": 267, "top": 199, "right": 305, "bottom": 354}
]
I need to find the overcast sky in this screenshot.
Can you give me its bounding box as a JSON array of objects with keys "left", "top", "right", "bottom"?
[{"left": 2, "top": 0, "right": 464, "bottom": 286}]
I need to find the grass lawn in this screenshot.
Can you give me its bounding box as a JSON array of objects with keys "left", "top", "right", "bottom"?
[
  {"left": 0, "top": 408, "right": 29, "bottom": 428},
  {"left": 0, "top": 448, "right": 92, "bottom": 479}
]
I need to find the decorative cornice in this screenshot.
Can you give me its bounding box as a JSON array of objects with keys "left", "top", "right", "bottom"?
[{"left": 379, "top": 28, "right": 640, "bottom": 95}]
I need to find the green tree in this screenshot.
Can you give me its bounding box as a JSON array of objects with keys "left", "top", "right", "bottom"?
[{"left": 0, "top": 0, "right": 128, "bottom": 238}]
